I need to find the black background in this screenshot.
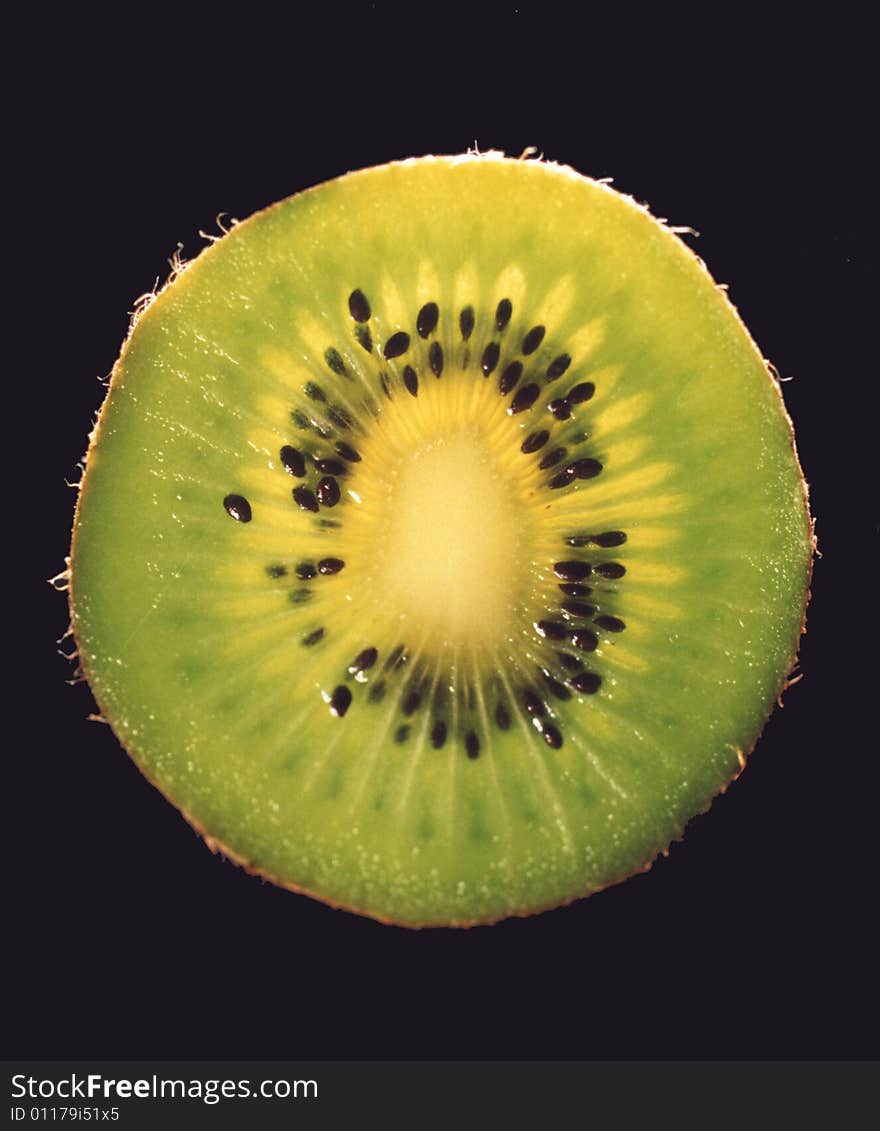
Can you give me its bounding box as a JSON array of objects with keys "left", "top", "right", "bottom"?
[{"left": 9, "top": 8, "right": 875, "bottom": 1060}]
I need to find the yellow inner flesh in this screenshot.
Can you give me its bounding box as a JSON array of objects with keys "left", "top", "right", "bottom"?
[
  {"left": 342, "top": 376, "right": 540, "bottom": 656},
  {"left": 377, "top": 430, "right": 522, "bottom": 645}
]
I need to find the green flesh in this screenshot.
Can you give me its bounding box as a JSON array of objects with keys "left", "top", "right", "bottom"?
[{"left": 70, "top": 156, "right": 811, "bottom": 926}]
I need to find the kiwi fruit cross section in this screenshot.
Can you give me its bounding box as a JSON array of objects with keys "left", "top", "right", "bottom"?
[{"left": 69, "top": 155, "right": 812, "bottom": 926}]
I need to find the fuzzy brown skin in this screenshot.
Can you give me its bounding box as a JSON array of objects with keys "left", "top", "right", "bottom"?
[{"left": 64, "top": 153, "right": 815, "bottom": 929}]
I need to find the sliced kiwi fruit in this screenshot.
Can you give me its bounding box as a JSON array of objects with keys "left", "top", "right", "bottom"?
[{"left": 68, "top": 155, "right": 812, "bottom": 927}]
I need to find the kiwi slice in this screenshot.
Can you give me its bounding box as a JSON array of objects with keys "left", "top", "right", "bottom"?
[{"left": 68, "top": 155, "right": 812, "bottom": 927}]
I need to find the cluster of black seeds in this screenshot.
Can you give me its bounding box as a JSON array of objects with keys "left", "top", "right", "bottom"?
[
  {"left": 280, "top": 442, "right": 350, "bottom": 514},
  {"left": 341, "top": 287, "right": 609, "bottom": 494},
  {"left": 220, "top": 287, "right": 628, "bottom": 758},
  {"left": 525, "top": 541, "right": 630, "bottom": 712},
  {"left": 320, "top": 642, "right": 491, "bottom": 756}
]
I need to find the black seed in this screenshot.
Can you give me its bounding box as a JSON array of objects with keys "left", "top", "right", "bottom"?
[
  {"left": 368, "top": 681, "right": 387, "bottom": 703},
  {"left": 379, "top": 372, "right": 392, "bottom": 399},
  {"left": 304, "top": 381, "right": 326, "bottom": 402},
  {"left": 355, "top": 325, "right": 372, "bottom": 353},
  {"left": 348, "top": 289, "right": 371, "bottom": 322},
  {"left": 571, "top": 671, "right": 602, "bottom": 694},
  {"left": 522, "top": 689, "right": 545, "bottom": 717},
  {"left": 384, "top": 644, "right": 405, "bottom": 670},
  {"left": 522, "top": 325, "right": 545, "bottom": 355},
  {"left": 417, "top": 302, "right": 439, "bottom": 338},
  {"left": 539, "top": 446, "right": 567, "bottom": 470},
  {"left": 481, "top": 342, "right": 500, "bottom": 376},
  {"left": 318, "top": 519, "right": 341, "bottom": 529},
  {"left": 351, "top": 647, "right": 378, "bottom": 673},
  {"left": 535, "top": 620, "right": 567, "bottom": 640},
  {"left": 570, "top": 630, "right": 599, "bottom": 652},
  {"left": 288, "top": 588, "right": 312, "bottom": 604},
  {"left": 495, "top": 703, "right": 511, "bottom": 731},
  {"left": 509, "top": 383, "right": 539, "bottom": 415},
  {"left": 567, "top": 458, "right": 603, "bottom": 480},
  {"left": 522, "top": 429, "right": 550, "bottom": 453},
  {"left": 280, "top": 445, "right": 306, "bottom": 477},
  {"left": 403, "top": 690, "right": 421, "bottom": 716},
  {"left": 594, "top": 615, "right": 626, "bottom": 633},
  {"left": 546, "top": 354, "right": 571, "bottom": 382},
  {"left": 302, "top": 627, "right": 325, "bottom": 647},
  {"left": 465, "top": 731, "right": 480, "bottom": 760},
  {"left": 295, "top": 562, "right": 317, "bottom": 580},
  {"left": 324, "top": 347, "right": 347, "bottom": 376},
  {"left": 541, "top": 671, "right": 572, "bottom": 701},
  {"left": 559, "top": 583, "right": 592, "bottom": 597},
  {"left": 431, "top": 720, "right": 448, "bottom": 748},
  {"left": 223, "top": 494, "right": 251, "bottom": 522},
  {"left": 317, "top": 477, "right": 341, "bottom": 507},
  {"left": 495, "top": 298, "right": 513, "bottom": 331},
  {"left": 460, "top": 306, "right": 475, "bottom": 340},
  {"left": 266, "top": 563, "right": 287, "bottom": 579},
  {"left": 563, "top": 529, "right": 624, "bottom": 547},
  {"left": 557, "top": 651, "right": 580, "bottom": 671},
  {"left": 395, "top": 724, "right": 410, "bottom": 744},
  {"left": 293, "top": 485, "right": 319, "bottom": 513},
  {"left": 429, "top": 341, "right": 444, "bottom": 377},
  {"left": 403, "top": 365, "right": 419, "bottom": 397},
  {"left": 554, "top": 560, "right": 591, "bottom": 581},
  {"left": 327, "top": 404, "right": 353, "bottom": 430},
  {"left": 314, "top": 458, "right": 345, "bottom": 477},
  {"left": 499, "top": 361, "right": 522, "bottom": 395},
  {"left": 567, "top": 381, "right": 595, "bottom": 404},
  {"left": 548, "top": 397, "right": 571, "bottom": 420},
  {"left": 548, "top": 470, "right": 574, "bottom": 489},
  {"left": 384, "top": 331, "right": 410, "bottom": 359},
  {"left": 291, "top": 409, "right": 311, "bottom": 431},
  {"left": 336, "top": 441, "right": 362, "bottom": 462},
  {"left": 594, "top": 562, "right": 626, "bottom": 579},
  {"left": 542, "top": 724, "right": 563, "bottom": 749},
  {"left": 318, "top": 557, "right": 345, "bottom": 575},
  {"left": 330, "top": 685, "right": 352, "bottom": 717},
  {"left": 562, "top": 600, "right": 596, "bottom": 618}
]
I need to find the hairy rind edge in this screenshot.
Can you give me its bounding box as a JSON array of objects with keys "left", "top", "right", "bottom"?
[{"left": 64, "top": 151, "right": 816, "bottom": 929}]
